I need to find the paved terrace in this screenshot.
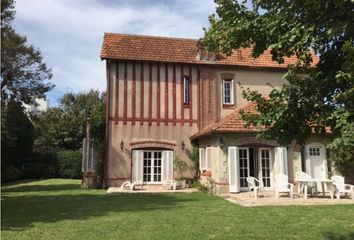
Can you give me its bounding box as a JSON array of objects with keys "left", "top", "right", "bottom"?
[
  {"left": 221, "top": 191, "right": 354, "bottom": 207},
  {"left": 108, "top": 187, "right": 354, "bottom": 206},
  {"left": 107, "top": 186, "right": 197, "bottom": 194}
]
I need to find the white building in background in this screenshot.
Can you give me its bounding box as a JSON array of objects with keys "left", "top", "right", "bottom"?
[{"left": 23, "top": 98, "right": 50, "bottom": 115}]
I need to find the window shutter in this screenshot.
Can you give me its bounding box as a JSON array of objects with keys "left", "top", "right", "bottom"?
[
  {"left": 228, "top": 147, "right": 240, "bottom": 192},
  {"left": 206, "top": 147, "right": 211, "bottom": 169},
  {"left": 230, "top": 80, "right": 234, "bottom": 104},
  {"left": 199, "top": 148, "right": 206, "bottom": 170},
  {"left": 162, "top": 150, "right": 173, "bottom": 181},
  {"left": 321, "top": 146, "right": 327, "bottom": 179},
  {"left": 275, "top": 147, "right": 288, "bottom": 177},
  {"left": 132, "top": 150, "right": 143, "bottom": 182}
]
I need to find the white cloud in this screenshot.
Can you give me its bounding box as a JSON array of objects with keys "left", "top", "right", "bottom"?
[{"left": 14, "top": 0, "right": 216, "bottom": 106}]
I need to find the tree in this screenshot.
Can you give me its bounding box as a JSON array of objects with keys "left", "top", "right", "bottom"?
[
  {"left": 1, "top": 0, "right": 53, "bottom": 105},
  {"left": 1, "top": 0, "right": 54, "bottom": 181},
  {"left": 1, "top": 101, "right": 34, "bottom": 182},
  {"left": 203, "top": 0, "right": 354, "bottom": 180},
  {"left": 33, "top": 90, "right": 105, "bottom": 150}
]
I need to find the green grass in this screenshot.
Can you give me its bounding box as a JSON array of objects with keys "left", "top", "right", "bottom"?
[{"left": 1, "top": 179, "right": 354, "bottom": 240}]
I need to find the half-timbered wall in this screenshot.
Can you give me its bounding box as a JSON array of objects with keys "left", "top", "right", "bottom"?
[{"left": 106, "top": 60, "right": 199, "bottom": 184}]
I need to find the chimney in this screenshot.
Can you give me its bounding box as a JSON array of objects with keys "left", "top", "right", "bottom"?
[{"left": 196, "top": 41, "right": 203, "bottom": 60}]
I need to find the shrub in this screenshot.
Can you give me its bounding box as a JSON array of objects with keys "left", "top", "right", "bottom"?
[
  {"left": 57, "top": 150, "right": 82, "bottom": 179},
  {"left": 26, "top": 151, "right": 59, "bottom": 179},
  {"left": 193, "top": 178, "right": 216, "bottom": 195},
  {"left": 1, "top": 166, "right": 22, "bottom": 182},
  {"left": 173, "top": 156, "right": 189, "bottom": 179}
]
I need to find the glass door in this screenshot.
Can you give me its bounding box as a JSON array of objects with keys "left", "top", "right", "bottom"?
[
  {"left": 239, "top": 148, "right": 249, "bottom": 191},
  {"left": 259, "top": 148, "right": 271, "bottom": 188},
  {"left": 143, "top": 151, "right": 162, "bottom": 183}
]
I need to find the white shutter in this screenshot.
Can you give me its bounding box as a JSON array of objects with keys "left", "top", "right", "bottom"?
[
  {"left": 206, "top": 147, "right": 212, "bottom": 169},
  {"left": 199, "top": 148, "right": 206, "bottom": 170},
  {"left": 162, "top": 150, "right": 173, "bottom": 181},
  {"left": 132, "top": 150, "right": 143, "bottom": 182},
  {"left": 305, "top": 145, "right": 311, "bottom": 175},
  {"left": 228, "top": 147, "right": 240, "bottom": 193},
  {"left": 321, "top": 146, "right": 327, "bottom": 179},
  {"left": 275, "top": 147, "right": 288, "bottom": 176}
]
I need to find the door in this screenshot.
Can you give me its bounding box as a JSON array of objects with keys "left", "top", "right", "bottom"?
[
  {"left": 259, "top": 148, "right": 272, "bottom": 188},
  {"left": 306, "top": 144, "right": 327, "bottom": 191},
  {"left": 308, "top": 146, "right": 323, "bottom": 179},
  {"left": 305, "top": 144, "right": 327, "bottom": 179},
  {"left": 143, "top": 151, "right": 162, "bottom": 183},
  {"left": 239, "top": 148, "right": 250, "bottom": 191}
]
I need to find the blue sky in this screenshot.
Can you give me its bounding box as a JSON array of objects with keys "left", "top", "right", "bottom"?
[{"left": 13, "top": 0, "right": 216, "bottom": 106}]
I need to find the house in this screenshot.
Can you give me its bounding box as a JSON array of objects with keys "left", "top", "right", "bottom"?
[
  {"left": 23, "top": 97, "right": 49, "bottom": 116},
  {"left": 100, "top": 33, "right": 328, "bottom": 193}
]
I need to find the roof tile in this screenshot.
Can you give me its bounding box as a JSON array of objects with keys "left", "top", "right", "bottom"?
[{"left": 100, "top": 33, "right": 318, "bottom": 68}]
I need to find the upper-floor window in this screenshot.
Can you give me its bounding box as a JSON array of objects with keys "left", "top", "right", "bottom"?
[
  {"left": 223, "top": 79, "right": 234, "bottom": 105},
  {"left": 183, "top": 76, "right": 189, "bottom": 104}
]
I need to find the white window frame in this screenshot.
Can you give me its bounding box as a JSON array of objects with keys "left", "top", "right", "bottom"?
[
  {"left": 223, "top": 79, "right": 234, "bottom": 105},
  {"left": 183, "top": 76, "right": 189, "bottom": 104}
]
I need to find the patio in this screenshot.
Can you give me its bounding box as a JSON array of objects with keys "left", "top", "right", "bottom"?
[
  {"left": 107, "top": 185, "right": 198, "bottom": 194},
  {"left": 222, "top": 191, "right": 354, "bottom": 207}
]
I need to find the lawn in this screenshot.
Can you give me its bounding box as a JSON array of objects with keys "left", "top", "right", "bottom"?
[{"left": 1, "top": 179, "right": 354, "bottom": 240}]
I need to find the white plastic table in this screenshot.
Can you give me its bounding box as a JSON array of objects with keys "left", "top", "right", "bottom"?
[{"left": 295, "top": 179, "right": 334, "bottom": 199}]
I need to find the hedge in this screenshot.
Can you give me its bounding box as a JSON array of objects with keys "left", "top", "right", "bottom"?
[{"left": 57, "top": 150, "right": 82, "bottom": 179}]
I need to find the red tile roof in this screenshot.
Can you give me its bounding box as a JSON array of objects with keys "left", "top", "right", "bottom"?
[
  {"left": 190, "top": 101, "right": 331, "bottom": 140},
  {"left": 101, "top": 33, "right": 318, "bottom": 69},
  {"left": 190, "top": 102, "right": 263, "bottom": 140}
]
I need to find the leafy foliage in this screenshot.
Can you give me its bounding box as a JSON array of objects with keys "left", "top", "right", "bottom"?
[
  {"left": 173, "top": 156, "right": 189, "bottom": 179},
  {"left": 26, "top": 151, "right": 59, "bottom": 179},
  {"left": 57, "top": 150, "right": 82, "bottom": 179},
  {"left": 203, "top": 0, "right": 354, "bottom": 180},
  {"left": 1, "top": 101, "right": 34, "bottom": 182},
  {"left": 90, "top": 96, "right": 106, "bottom": 186},
  {"left": 1, "top": 0, "right": 53, "bottom": 182},
  {"left": 33, "top": 90, "right": 105, "bottom": 150},
  {"left": 1, "top": 0, "right": 53, "bottom": 105}
]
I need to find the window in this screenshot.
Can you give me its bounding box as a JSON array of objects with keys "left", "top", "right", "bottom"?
[
  {"left": 223, "top": 79, "right": 234, "bottom": 105},
  {"left": 183, "top": 76, "right": 189, "bottom": 104},
  {"left": 309, "top": 147, "right": 321, "bottom": 156}
]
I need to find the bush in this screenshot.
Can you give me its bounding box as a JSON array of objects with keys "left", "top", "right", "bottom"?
[
  {"left": 1, "top": 166, "right": 22, "bottom": 182},
  {"left": 193, "top": 179, "right": 216, "bottom": 195},
  {"left": 57, "top": 150, "right": 82, "bottom": 179},
  {"left": 26, "top": 151, "right": 59, "bottom": 179}
]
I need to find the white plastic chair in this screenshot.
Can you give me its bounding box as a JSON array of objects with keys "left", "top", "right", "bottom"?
[
  {"left": 246, "top": 177, "right": 264, "bottom": 198},
  {"left": 120, "top": 180, "right": 143, "bottom": 190},
  {"left": 295, "top": 171, "right": 318, "bottom": 196},
  {"left": 162, "top": 180, "right": 178, "bottom": 190},
  {"left": 275, "top": 174, "right": 294, "bottom": 198},
  {"left": 331, "top": 175, "right": 354, "bottom": 199}
]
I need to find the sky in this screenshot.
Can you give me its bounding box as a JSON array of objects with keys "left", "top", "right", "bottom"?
[{"left": 13, "top": 0, "right": 217, "bottom": 106}]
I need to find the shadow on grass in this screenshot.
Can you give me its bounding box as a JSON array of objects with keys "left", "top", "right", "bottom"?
[
  {"left": 323, "top": 232, "right": 354, "bottom": 240},
  {"left": 2, "top": 184, "right": 81, "bottom": 192},
  {"left": 2, "top": 184, "right": 199, "bottom": 231}
]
